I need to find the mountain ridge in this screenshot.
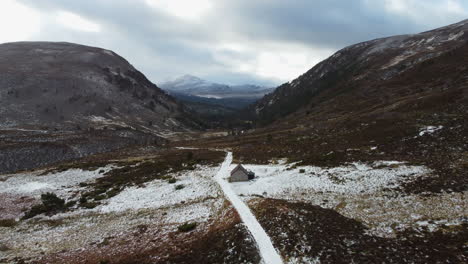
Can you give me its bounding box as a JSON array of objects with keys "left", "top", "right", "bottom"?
[
  {"left": 252, "top": 19, "right": 468, "bottom": 124},
  {"left": 0, "top": 41, "right": 202, "bottom": 173},
  {"left": 0, "top": 41, "right": 200, "bottom": 133}
]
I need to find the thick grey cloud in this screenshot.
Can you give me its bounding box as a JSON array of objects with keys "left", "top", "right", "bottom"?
[{"left": 8, "top": 0, "right": 468, "bottom": 86}]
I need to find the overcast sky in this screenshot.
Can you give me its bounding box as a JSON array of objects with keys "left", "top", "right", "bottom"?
[{"left": 1, "top": 0, "right": 467, "bottom": 86}]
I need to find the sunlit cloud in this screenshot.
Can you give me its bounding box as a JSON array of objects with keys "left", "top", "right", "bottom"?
[
  {"left": 382, "top": 0, "right": 467, "bottom": 26},
  {"left": 56, "top": 11, "right": 101, "bottom": 32},
  {"left": 0, "top": 0, "right": 41, "bottom": 43},
  {"left": 145, "top": 0, "right": 213, "bottom": 21},
  {"left": 8, "top": 0, "right": 468, "bottom": 85},
  {"left": 214, "top": 42, "right": 334, "bottom": 82}
]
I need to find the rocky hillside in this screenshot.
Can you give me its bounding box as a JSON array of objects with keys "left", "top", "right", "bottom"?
[
  {"left": 0, "top": 42, "right": 200, "bottom": 133},
  {"left": 253, "top": 19, "right": 468, "bottom": 124}
]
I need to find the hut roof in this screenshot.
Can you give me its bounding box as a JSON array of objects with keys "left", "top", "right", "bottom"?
[{"left": 230, "top": 164, "right": 249, "bottom": 176}]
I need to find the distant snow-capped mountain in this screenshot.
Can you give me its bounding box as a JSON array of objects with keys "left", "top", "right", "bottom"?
[{"left": 160, "top": 75, "right": 274, "bottom": 99}]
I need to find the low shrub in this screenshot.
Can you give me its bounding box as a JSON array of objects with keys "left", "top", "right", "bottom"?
[
  {"left": 0, "top": 219, "right": 17, "bottom": 227},
  {"left": 79, "top": 196, "right": 88, "bottom": 204},
  {"left": 168, "top": 178, "right": 177, "bottom": 184},
  {"left": 65, "top": 200, "right": 77, "bottom": 208},
  {"left": 41, "top": 219, "right": 64, "bottom": 228},
  {"left": 23, "top": 192, "right": 67, "bottom": 219},
  {"left": 41, "top": 192, "right": 65, "bottom": 209},
  {"left": 186, "top": 151, "right": 194, "bottom": 160},
  {"left": 82, "top": 202, "right": 99, "bottom": 209},
  {"left": 106, "top": 188, "right": 121, "bottom": 198},
  {"left": 94, "top": 194, "right": 107, "bottom": 201},
  {"left": 23, "top": 204, "right": 47, "bottom": 219},
  {"left": 175, "top": 184, "right": 185, "bottom": 190},
  {"left": 0, "top": 243, "right": 9, "bottom": 251},
  {"left": 177, "top": 222, "right": 197, "bottom": 232},
  {"left": 299, "top": 169, "right": 306, "bottom": 173}
]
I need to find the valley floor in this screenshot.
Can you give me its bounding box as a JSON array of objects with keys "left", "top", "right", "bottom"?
[{"left": 0, "top": 147, "right": 466, "bottom": 263}]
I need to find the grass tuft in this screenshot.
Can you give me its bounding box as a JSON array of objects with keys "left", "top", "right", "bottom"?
[{"left": 177, "top": 222, "right": 197, "bottom": 232}]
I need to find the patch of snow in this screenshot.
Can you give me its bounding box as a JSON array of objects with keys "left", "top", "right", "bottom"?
[
  {"left": 382, "top": 53, "right": 412, "bottom": 69},
  {"left": 102, "top": 49, "right": 115, "bottom": 56},
  {"left": 163, "top": 199, "right": 224, "bottom": 224},
  {"left": 419, "top": 125, "right": 443, "bottom": 136},
  {"left": 165, "top": 118, "right": 180, "bottom": 127},
  {"left": 98, "top": 166, "right": 220, "bottom": 213},
  {"left": 232, "top": 161, "right": 466, "bottom": 238},
  {"left": 291, "top": 79, "right": 301, "bottom": 88},
  {"left": 0, "top": 128, "right": 49, "bottom": 133},
  {"left": 17, "top": 182, "right": 52, "bottom": 192},
  {"left": 425, "top": 36, "right": 435, "bottom": 43},
  {"left": 331, "top": 52, "right": 342, "bottom": 58},
  {"left": 447, "top": 31, "right": 464, "bottom": 41},
  {"left": 231, "top": 162, "right": 429, "bottom": 196},
  {"left": 0, "top": 165, "right": 229, "bottom": 262},
  {"left": 194, "top": 94, "right": 223, "bottom": 99},
  {"left": 373, "top": 160, "right": 404, "bottom": 166},
  {"left": 88, "top": 115, "right": 130, "bottom": 128},
  {"left": 0, "top": 167, "right": 111, "bottom": 199},
  {"left": 89, "top": 115, "right": 110, "bottom": 122}
]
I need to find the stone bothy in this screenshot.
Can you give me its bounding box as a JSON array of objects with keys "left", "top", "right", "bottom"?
[{"left": 229, "top": 164, "right": 255, "bottom": 182}]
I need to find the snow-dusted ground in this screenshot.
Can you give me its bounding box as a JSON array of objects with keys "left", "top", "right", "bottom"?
[
  {"left": 231, "top": 162, "right": 429, "bottom": 195},
  {"left": 98, "top": 166, "right": 220, "bottom": 213},
  {"left": 0, "top": 165, "right": 226, "bottom": 262},
  {"left": 231, "top": 162, "right": 467, "bottom": 237},
  {"left": 0, "top": 167, "right": 111, "bottom": 200},
  {"left": 215, "top": 152, "right": 284, "bottom": 264},
  {"left": 1, "top": 153, "right": 466, "bottom": 262}
]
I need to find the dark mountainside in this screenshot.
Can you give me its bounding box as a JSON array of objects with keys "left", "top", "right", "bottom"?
[
  {"left": 252, "top": 19, "right": 468, "bottom": 125},
  {"left": 169, "top": 93, "right": 256, "bottom": 128},
  {"left": 0, "top": 42, "right": 201, "bottom": 173},
  {"left": 0, "top": 42, "right": 199, "bottom": 132},
  {"left": 193, "top": 19, "right": 468, "bottom": 193}
]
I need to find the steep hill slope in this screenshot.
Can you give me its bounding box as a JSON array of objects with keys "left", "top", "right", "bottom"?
[
  {"left": 0, "top": 42, "right": 199, "bottom": 133},
  {"left": 253, "top": 19, "right": 468, "bottom": 125},
  {"left": 0, "top": 42, "right": 202, "bottom": 173}
]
